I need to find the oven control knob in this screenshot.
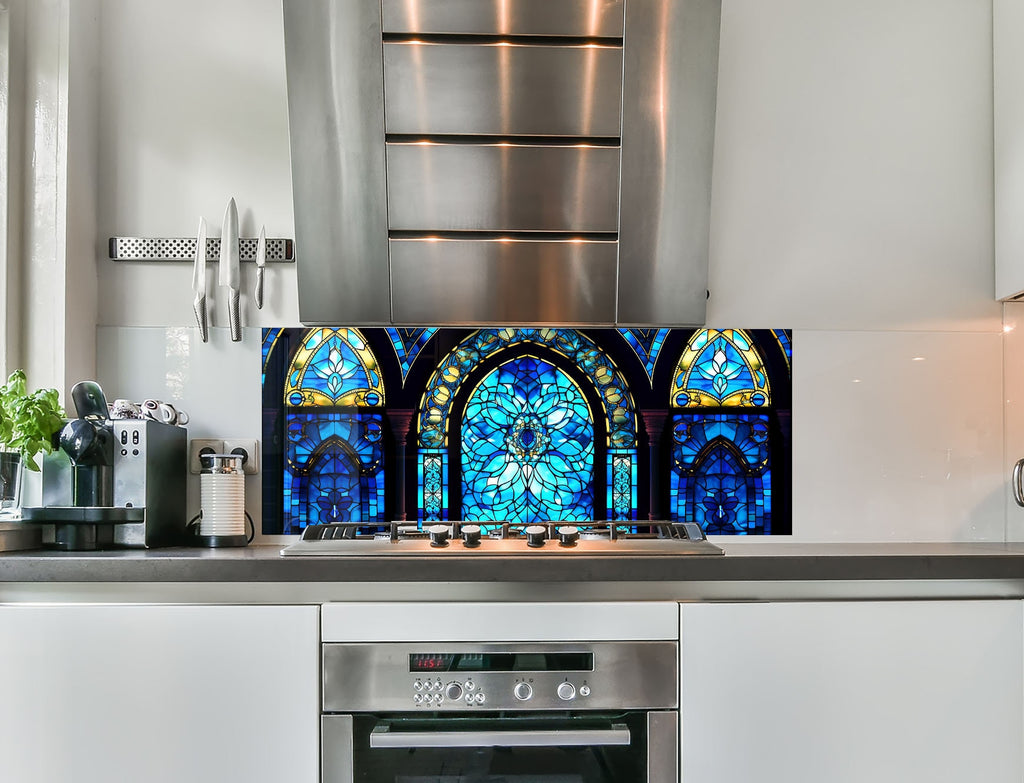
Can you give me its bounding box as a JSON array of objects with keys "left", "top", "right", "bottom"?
[
  {"left": 579, "top": 685, "right": 591, "bottom": 697},
  {"left": 524, "top": 524, "right": 547, "bottom": 548},
  {"left": 428, "top": 524, "right": 450, "bottom": 547},
  {"left": 462, "top": 524, "right": 482, "bottom": 548},
  {"left": 556, "top": 682, "right": 576, "bottom": 701},
  {"left": 514, "top": 682, "right": 533, "bottom": 701},
  {"left": 445, "top": 682, "right": 464, "bottom": 701},
  {"left": 557, "top": 526, "right": 580, "bottom": 546}
]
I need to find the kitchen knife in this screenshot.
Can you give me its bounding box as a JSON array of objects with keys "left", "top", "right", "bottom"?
[
  {"left": 219, "top": 197, "right": 241, "bottom": 342},
  {"left": 192, "top": 217, "right": 209, "bottom": 342},
  {"left": 254, "top": 224, "right": 266, "bottom": 310}
]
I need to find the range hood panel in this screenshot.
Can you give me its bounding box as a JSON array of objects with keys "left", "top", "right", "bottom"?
[
  {"left": 381, "top": 0, "right": 626, "bottom": 37},
  {"left": 386, "top": 143, "right": 621, "bottom": 233},
  {"left": 383, "top": 42, "right": 624, "bottom": 138}
]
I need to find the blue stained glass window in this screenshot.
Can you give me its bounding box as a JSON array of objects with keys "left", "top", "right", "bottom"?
[
  {"left": 607, "top": 450, "right": 637, "bottom": 521},
  {"left": 285, "top": 328, "right": 384, "bottom": 407},
  {"left": 773, "top": 329, "right": 793, "bottom": 372},
  {"left": 262, "top": 328, "right": 282, "bottom": 386},
  {"left": 282, "top": 411, "right": 385, "bottom": 533},
  {"left": 673, "top": 329, "right": 770, "bottom": 407},
  {"left": 670, "top": 413, "right": 771, "bottom": 535},
  {"left": 386, "top": 328, "right": 438, "bottom": 385},
  {"left": 460, "top": 355, "right": 595, "bottom": 523},
  {"left": 419, "top": 449, "right": 448, "bottom": 522},
  {"left": 619, "top": 328, "right": 670, "bottom": 386}
]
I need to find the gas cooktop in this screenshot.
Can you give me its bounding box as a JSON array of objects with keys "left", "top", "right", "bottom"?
[{"left": 280, "top": 521, "right": 724, "bottom": 557}]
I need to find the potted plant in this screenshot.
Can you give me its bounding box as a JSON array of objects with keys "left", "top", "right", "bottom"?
[{"left": 0, "top": 370, "right": 65, "bottom": 511}]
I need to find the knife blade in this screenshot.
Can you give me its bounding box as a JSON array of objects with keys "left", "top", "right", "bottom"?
[
  {"left": 254, "top": 224, "right": 266, "bottom": 310},
  {"left": 192, "top": 217, "right": 209, "bottom": 342},
  {"left": 219, "top": 197, "right": 241, "bottom": 342}
]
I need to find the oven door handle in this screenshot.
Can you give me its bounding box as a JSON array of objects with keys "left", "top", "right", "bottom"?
[{"left": 369, "top": 722, "right": 631, "bottom": 748}]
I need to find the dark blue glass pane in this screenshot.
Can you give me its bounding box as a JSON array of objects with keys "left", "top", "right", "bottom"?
[
  {"left": 282, "top": 411, "right": 384, "bottom": 533},
  {"left": 671, "top": 413, "right": 771, "bottom": 535},
  {"left": 386, "top": 327, "right": 438, "bottom": 384},
  {"left": 461, "top": 356, "right": 594, "bottom": 523},
  {"left": 619, "top": 328, "right": 670, "bottom": 385}
]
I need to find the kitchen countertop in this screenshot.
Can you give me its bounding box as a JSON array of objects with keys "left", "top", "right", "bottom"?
[{"left": 2, "top": 541, "right": 1024, "bottom": 603}]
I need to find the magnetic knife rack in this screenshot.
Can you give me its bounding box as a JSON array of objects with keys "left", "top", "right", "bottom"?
[{"left": 108, "top": 237, "right": 295, "bottom": 263}]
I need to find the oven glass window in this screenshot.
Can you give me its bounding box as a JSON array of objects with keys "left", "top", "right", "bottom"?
[{"left": 348, "top": 713, "right": 647, "bottom": 783}]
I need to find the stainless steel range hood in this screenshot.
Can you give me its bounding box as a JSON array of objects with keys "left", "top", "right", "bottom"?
[{"left": 283, "top": 0, "right": 721, "bottom": 326}]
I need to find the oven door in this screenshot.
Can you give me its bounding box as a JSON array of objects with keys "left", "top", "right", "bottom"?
[{"left": 323, "top": 711, "right": 677, "bottom": 783}]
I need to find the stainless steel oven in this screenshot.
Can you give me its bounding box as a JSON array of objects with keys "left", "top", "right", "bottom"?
[{"left": 321, "top": 641, "right": 678, "bottom": 783}]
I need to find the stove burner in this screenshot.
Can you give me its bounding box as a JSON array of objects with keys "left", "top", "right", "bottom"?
[{"left": 281, "top": 520, "right": 723, "bottom": 556}]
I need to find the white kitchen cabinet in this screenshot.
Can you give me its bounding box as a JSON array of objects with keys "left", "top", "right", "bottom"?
[
  {"left": 680, "top": 601, "right": 1023, "bottom": 783},
  {"left": 996, "top": 0, "right": 1024, "bottom": 299},
  {"left": 0, "top": 604, "right": 319, "bottom": 783}
]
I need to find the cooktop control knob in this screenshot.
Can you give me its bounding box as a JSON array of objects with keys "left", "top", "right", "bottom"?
[
  {"left": 524, "top": 524, "right": 547, "bottom": 548},
  {"left": 557, "top": 682, "right": 576, "bottom": 701},
  {"left": 445, "top": 682, "right": 463, "bottom": 701},
  {"left": 462, "top": 524, "right": 482, "bottom": 548},
  {"left": 557, "top": 525, "right": 580, "bottom": 547},
  {"left": 428, "top": 524, "right": 450, "bottom": 547},
  {"left": 513, "top": 682, "right": 533, "bottom": 701}
]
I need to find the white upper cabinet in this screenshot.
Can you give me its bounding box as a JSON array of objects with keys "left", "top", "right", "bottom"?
[{"left": 995, "top": 0, "right": 1024, "bottom": 300}]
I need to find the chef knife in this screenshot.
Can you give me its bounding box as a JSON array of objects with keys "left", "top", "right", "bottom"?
[
  {"left": 192, "top": 217, "right": 209, "bottom": 342},
  {"left": 219, "top": 197, "right": 241, "bottom": 342},
  {"left": 254, "top": 224, "right": 266, "bottom": 310}
]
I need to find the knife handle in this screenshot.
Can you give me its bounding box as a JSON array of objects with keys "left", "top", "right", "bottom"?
[
  {"left": 254, "top": 267, "right": 265, "bottom": 310},
  {"left": 193, "top": 295, "right": 209, "bottom": 343},
  {"left": 228, "top": 289, "right": 241, "bottom": 342}
]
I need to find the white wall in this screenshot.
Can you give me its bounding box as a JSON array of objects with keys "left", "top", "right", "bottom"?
[{"left": 91, "top": 0, "right": 1006, "bottom": 542}]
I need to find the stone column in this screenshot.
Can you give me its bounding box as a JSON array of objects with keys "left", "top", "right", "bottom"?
[
  {"left": 641, "top": 410, "right": 669, "bottom": 521},
  {"left": 387, "top": 409, "right": 415, "bottom": 521}
]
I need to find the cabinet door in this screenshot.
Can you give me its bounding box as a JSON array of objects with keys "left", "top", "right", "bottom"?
[
  {"left": 0, "top": 604, "right": 319, "bottom": 783},
  {"left": 680, "top": 601, "right": 1023, "bottom": 783}
]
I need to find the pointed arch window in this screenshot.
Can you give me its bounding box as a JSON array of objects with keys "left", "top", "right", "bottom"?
[
  {"left": 417, "top": 329, "right": 637, "bottom": 523},
  {"left": 280, "top": 329, "right": 385, "bottom": 533},
  {"left": 670, "top": 330, "right": 774, "bottom": 534},
  {"left": 461, "top": 355, "right": 595, "bottom": 523}
]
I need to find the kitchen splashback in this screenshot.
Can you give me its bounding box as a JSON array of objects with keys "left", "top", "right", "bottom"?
[{"left": 260, "top": 327, "right": 792, "bottom": 535}]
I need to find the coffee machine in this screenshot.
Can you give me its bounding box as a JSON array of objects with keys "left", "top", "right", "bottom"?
[{"left": 22, "top": 381, "right": 187, "bottom": 550}]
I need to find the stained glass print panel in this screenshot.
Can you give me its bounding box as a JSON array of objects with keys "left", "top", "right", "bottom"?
[{"left": 461, "top": 355, "right": 595, "bottom": 523}]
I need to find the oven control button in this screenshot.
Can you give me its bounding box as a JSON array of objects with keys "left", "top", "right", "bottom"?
[
  {"left": 474, "top": 692, "right": 486, "bottom": 705},
  {"left": 513, "top": 682, "right": 533, "bottom": 701},
  {"left": 428, "top": 524, "right": 450, "bottom": 547},
  {"left": 414, "top": 694, "right": 423, "bottom": 705},
  {"left": 434, "top": 693, "right": 443, "bottom": 704},
  {"left": 579, "top": 685, "right": 591, "bottom": 697},
  {"left": 525, "top": 524, "right": 547, "bottom": 547},
  {"left": 557, "top": 682, "right": 576, "bottom": 701},
  {"left": 465, "top": 693, "right": 474, "bottom": 705},
  {"left": 465, "top": 680, "right": 476, "bottom": 691},
  {"left": 413, "top": 680, "right": 423, "bottom": 691},
  {"left": 446, "top": 682, "right": 464, "bottom": 701}
]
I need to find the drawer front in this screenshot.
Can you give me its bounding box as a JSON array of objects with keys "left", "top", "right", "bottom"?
[
  {"left": 381, "top": 0, "right": 625, "bottom": 37},
  {"left": 390, "top": 239, "right": 618, "bottom": 324},
  {"left": 384, "top": 42, "right": 623, "bottom": 137},
  {"left": 386, "top": 143, "right": 621, "bottom": 232}
]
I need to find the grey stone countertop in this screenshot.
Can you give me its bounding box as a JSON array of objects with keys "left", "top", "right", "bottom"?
[{"left": 2, "top": 541, "right": 1024, "bottom": 584}]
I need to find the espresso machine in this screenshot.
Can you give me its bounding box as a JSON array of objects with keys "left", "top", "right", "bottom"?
[{"left": 22, "top": 381, "right": 187, "bottom": 550}]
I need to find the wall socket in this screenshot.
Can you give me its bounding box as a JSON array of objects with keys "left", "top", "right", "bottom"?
[
  {"left": 188, "top": 438, "right": 260, "bottom": 475},
  {"left": 223, "top": 439, "right": 260, "bottom": 475}
]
